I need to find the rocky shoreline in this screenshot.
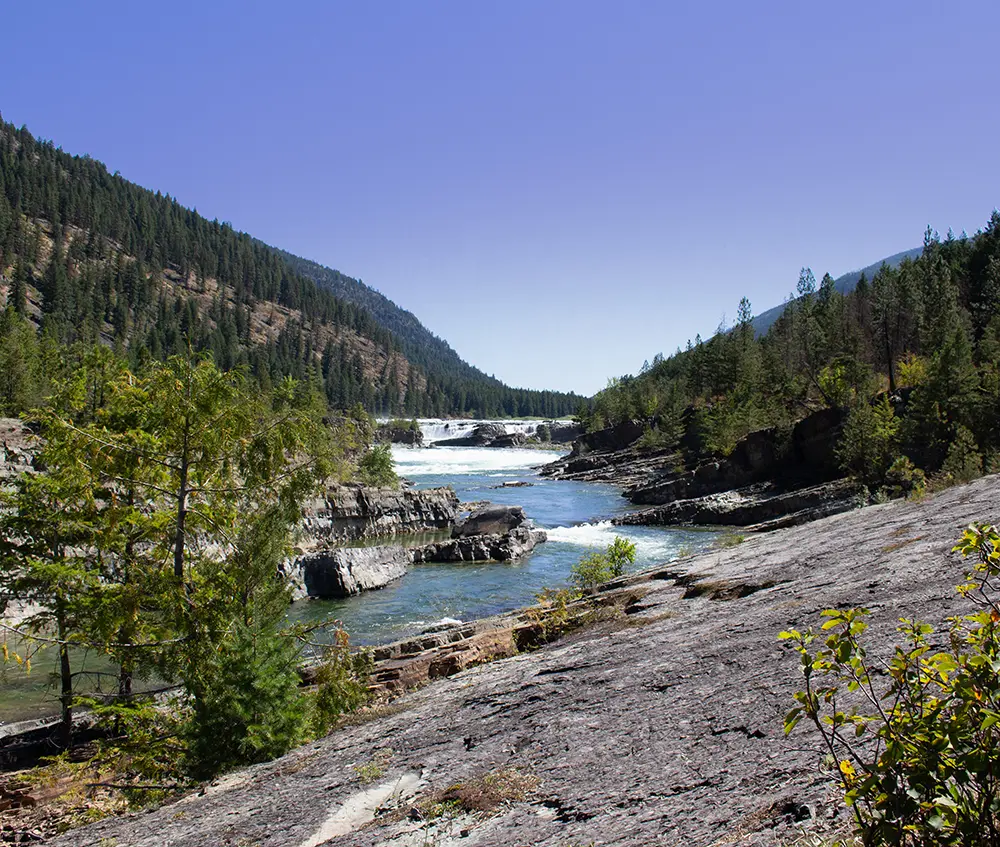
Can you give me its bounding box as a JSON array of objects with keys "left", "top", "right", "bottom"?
[
  {"left": 41, "top": 474, "right": 1000, "bottom": 847},
  {"left": 543, "top": 408, "right": 863, "bottom": 530},
  {"left": 289, "top": 504, "right": 547, "bottom": 600}
]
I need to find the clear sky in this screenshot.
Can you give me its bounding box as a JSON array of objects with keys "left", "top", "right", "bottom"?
[{"left": 4, "top": 1, "right": 999, "bottom": 395}]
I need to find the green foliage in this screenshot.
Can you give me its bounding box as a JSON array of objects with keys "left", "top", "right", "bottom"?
[
  {"left": 357, "top": 442, "right": 398, "bottom": 487},
  {"left": 940, "top": 424, "right": 983, "bottom": 485},
  {"left": 780, "top": 523, "right": 1000, "bottom": 846},
  {"left": 883, "top": 456, "right": 926, "bottom": 499},
  {"left": 570, "top": 536, "right": 636, "bottom": 591},
  {"left": 309, "top": 629, "right": 374, "bottom": 736},
  {"left": 836, "top": 396, "right": 900, "bottom": 487},
  {"left": 0, "top": 118, "right": 584, "bottom": 418}
]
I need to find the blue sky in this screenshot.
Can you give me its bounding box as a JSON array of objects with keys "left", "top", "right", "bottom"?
[{"left": 4, "top": 1, "right": 999, "bottom": 395}]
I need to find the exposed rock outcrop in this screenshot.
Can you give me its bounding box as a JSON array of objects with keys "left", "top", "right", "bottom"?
[
  {"left": 543, "top": 407, "right": 849, "bottom": 528},
  {"left": 300, "top": 483, "right": 460, "bottom": 543},
  {"left": 411, "top": 527, "right": 546, "bottom": 563},
  {"left": 375, "top": 423, "right": 424, "bottom": 446},
  {"left": 616, "top": 479, "right": 862, "bottom": 531},
  {"left": 295, "top": 546, "right": 411, "bottom": 599},
  {"left": 55, "top": 476, "right": 1000, "bottom": 847},
  {"left": 452, "top": 504, "right": 526, "bottom": 537},
  {"left": 489, "top": 431, "right": 527, "bottom": 448}
]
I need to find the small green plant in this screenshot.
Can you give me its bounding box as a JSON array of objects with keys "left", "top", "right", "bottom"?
[
  {"left": 883, "top": 455, "right": 926, "bottom": 499},
  {"left": 310, "top": 628, "right": 374, "bottom": 736},
  {"left": 570, "top": 536, "right": 636, "bottom": 591},
  {"left": 781, "top": 523, "right": 1000, "bottom": 846},
  {"left": 353, "top": 747, "right": 393, "bottom": 784},
  {"left": 714, "top": 530, "right": 745, "bottom": 549}
]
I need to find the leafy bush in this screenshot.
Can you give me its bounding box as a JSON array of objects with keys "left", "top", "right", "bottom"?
[
  {"left": 358, "top": 442, "right": 398, "bottom": 487},
  {"left": 883, "top": 455, "right": 926, "bottom": 499},
  {"left": 570, "top": 536, "right": 636, "bottom": 591},
  {"left": 836, "top": 395, "right": 901, "bottom": 486},
  {"left": 310, "top": 628, "right": 373, "bottom": 735},
  {"left": 781, "top": 523, "right": 1000, "bottom": 846}
]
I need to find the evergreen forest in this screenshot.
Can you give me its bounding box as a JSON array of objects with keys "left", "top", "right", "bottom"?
[
  {"left": 0, "top": 117, "right": 583, "bottom": 420},
  {"left": 584, "top": 217, "right": 1000, "bottom": 490}
]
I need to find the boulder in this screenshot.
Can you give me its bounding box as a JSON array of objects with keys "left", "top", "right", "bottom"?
[
  {"left": 569, "top": 420, "right": 645, "bottom": 457},
  {"left": 452, "top": 504, "right": 526, "bottom": 538},
  {"left": 375, "top": 423, "right": 424, "bottom": 446},
  {"left": 412, "top": 527, "right": 546, "bottom": 563},
  {"left": 489, "top": 432, "right": 527, "bottom": 448},
  {"left": 434, "top": 422, "right": 507, "bottom": 447},
  {"left": 297, "top": 545, "right": 410, "bottom": 598}
]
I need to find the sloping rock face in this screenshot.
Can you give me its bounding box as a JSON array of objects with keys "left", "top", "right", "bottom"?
[
  {"left": 616, "top": 478, "right": 862, "bottom": 531},
  {"left": 300, "top": 484, "right": 460, "bottom": 543},
  {"left": 297, "top": 546, "right": 410, "bottom": 598},
  {"left": 412, "top": 527, "right": 546, "bottom": 563},
  {"left": 452, "top": 504, "right": 526, "bottom": 538},
  {"left": 59, "top": 476, "right": 1000, "bottom": 847}
]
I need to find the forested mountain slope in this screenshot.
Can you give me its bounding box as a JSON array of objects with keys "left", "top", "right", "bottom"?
[
  {"left": 751, "top": 247, "right": 924, "bottom": 336},
  {"left": 0, "top": 118, "right": 583, "bottom": 418},
  {"left": 586, "top": 217, "right": 1000, "bottom": 492}
]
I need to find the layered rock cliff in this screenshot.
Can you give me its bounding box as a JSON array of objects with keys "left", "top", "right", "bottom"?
[{"left": 299, "top": 483, "right": 461, "bottom": 544}]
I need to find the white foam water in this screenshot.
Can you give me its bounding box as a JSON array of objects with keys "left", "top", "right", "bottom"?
[
  {"left": 391, "top": 445, "right": 555, "bottom": 477},
  {"left": 417, "top": 418, "right": 550, "bottom": 445},
  {"left": 546, "top": 521, "right": 686, "bottom": 563}
]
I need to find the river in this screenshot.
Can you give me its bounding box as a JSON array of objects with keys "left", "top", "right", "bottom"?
[
  {"left": 1, "top": 420, "right": 717, "bottom": 725},
  {"left": 286, "top": 420, "right": 718, "bottom": 646}
]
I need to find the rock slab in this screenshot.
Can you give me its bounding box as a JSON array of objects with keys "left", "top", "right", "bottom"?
[
  {"left": 55, "top": 475, "right": 1000, "bottom": 847},
  {"left": 299, "top": 545, "right": 410, "bottom": 598},
  {"left": 412, "top": 527, "right": 546, "bottom": 563}
]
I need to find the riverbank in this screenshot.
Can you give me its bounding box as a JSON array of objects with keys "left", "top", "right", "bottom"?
[{"left": 40, "top": 474, "right": 998, "bottom": 847}]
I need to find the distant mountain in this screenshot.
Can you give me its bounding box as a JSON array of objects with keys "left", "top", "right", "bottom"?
[{"left": 751, "top": 247, "right": 924, "bottom": 336}]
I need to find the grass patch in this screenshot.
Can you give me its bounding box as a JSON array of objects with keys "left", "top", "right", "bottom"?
[
  {"left": 714, "top": 531, "right": 746, "bottom": 549},
  {"left": 879, "top": 535, "right": 925, "bottom": 553},
  {"left": 352, "top": 748, "right": 393, "bottom": 784}
]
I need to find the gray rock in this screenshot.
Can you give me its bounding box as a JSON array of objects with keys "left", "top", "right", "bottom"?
[
  {"left": 375, "top": 424, "right": 424, "bottom": 446},
  {"left": 57, "top": 475, "right": 1000, "bottom": 847},
  {"left": 434, "top": 422, "right": 508, "bottom": 447},
  {"left": 298, "top": 545, "right": 410, "bottom": 598},
  {"left": 412, "top": 527, "right": 546, "bottom": 563},
  {"left": 489, "top": 431, "right": 527, "bottom": 448},
  {"left": 615, "top": 479, "right": 862, "bottom": 529},
  {"left": 300, "top": 484, "right": 460, "bottom": 542},
  {"left": 452, "top": 504, "right": 526, "bottom": 538}
]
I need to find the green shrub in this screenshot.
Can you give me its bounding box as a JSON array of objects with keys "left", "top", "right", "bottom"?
[
  {"left": 357, "top": 442, "right": 398, "bottom": 487},
  {"left": 780, "top": 523, "right": 1000, "bottom": 846},
  {"left": 883, "top": 455, "right": 926, "bottom": 499},
  {"left": 310, "top": 629, "right": 373, "bottom": 736},
  {"left": 570, "top": 536, "right": 636, "bottom": 591}
]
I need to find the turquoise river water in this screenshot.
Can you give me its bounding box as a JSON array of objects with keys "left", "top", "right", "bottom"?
[{"left": 1, "top": 422, "right": 718, "bottom": 724}]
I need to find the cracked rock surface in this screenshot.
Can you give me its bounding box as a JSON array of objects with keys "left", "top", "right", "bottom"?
[{"left": 53, "top": 476, "right": 999, "bottom": 847}]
